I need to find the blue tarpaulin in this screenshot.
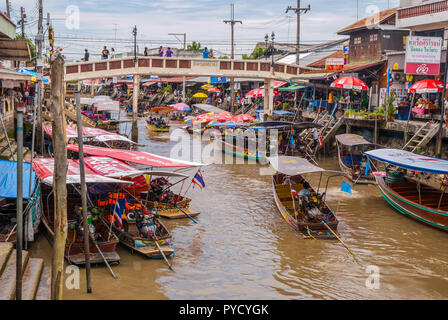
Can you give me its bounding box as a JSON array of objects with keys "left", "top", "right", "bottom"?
[
  {"left": 0, "top": 160, "right": 36, "bottom": 199},
  {"left": 364, "top": 149, "right": 448, "bottom": 175},
  {"left": 273, "top": 110, "right": 294, "bottom": 115}
]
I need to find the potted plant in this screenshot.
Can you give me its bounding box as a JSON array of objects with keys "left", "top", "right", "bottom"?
[
  {"left": 376, "top": 112, "right": 384, "bottom": 120},
  {"left": 382, "top": 90, "right": 397, "bottom": 121}
]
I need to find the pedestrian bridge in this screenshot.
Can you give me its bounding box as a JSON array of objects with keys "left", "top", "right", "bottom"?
[{"left": 64, "top": 57, "right": 301, "bottom": 82}]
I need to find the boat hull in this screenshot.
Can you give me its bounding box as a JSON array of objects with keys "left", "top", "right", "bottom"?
[
  {"left": 336, "top": 141, "right": 375, "bottom": 185},
  {"left": 219, "top": 140, "right": 267, "bottom": 162},
  {"left": 376, "top": 176, "right": 448, "bottom": 232},
  {"left": 146, "top": 123, "right": 170, "bottom": 132}
]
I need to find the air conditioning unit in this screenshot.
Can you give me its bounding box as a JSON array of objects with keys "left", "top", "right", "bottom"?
[{"left": 393, "top": 72, "right": 405, "bottom": 83}]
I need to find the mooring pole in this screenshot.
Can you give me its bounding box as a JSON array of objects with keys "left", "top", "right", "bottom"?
[
  {"left": 16, "top": 105, "right": 24, "bottom": 300},
  {"left": 436, "top": 36, "right": 448, "bottom": 157},
  {"left": 75, "top": 91, "right": 92, "bottom": 293}
]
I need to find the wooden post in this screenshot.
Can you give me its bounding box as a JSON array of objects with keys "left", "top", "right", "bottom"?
[
  {"left": 75, "top": 91, "right": 92, "bottom": 293},
  {"left": 50, "top": 52, "right": 68, "bottom": 300},
  {"left": 16, "top": 107, "right": 24, "bottom": 300},
  {"left": 131, "top": 75, "right": 139, "bottom": 143}
]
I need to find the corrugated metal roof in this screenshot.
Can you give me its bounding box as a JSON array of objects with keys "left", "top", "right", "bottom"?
[{"left": 337, "top": 8, "right": 397, "bottom": 35}]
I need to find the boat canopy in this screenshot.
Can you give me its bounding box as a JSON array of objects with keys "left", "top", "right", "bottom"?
[
  {"left": 0, "top": 160, "right": 37, "bottom": 200},
  {"left": 67, "top": 144, "right": 205, "bottom": 168},
  {"left": 192, "top": 104, "right": 226, "bottom": 114},
  {"left": 32, "top": 158, "right": 131, "bottom": 186},
  {"left": 248, "top": 121, "right": 322, "bottom": 130},
  {"left": 268, "top": 156, "right": 326, "bottom": 176},
  {"left": 336, "top": 134, "right": 372, "bottom": 147},
  {"left": 364, "top": 149, "right": 448, "bottom": 175},
  {"left": 43, "top": 125, "right": 134, "bottom": 144},
  {"left": 273, "top": 110, "right": 294, "bottom": 115}
]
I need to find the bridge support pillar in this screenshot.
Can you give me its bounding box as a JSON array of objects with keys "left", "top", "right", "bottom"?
[
  {"left": 131, "top": 75, "right": 140, "bottom": 143},
  {"left": 263, "top": 79, "right": 274, "bottom": 120}
]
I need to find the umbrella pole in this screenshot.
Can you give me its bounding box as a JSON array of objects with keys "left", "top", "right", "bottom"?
[{"left": 404, "top": 93, "right": 415, "bottom": 146}]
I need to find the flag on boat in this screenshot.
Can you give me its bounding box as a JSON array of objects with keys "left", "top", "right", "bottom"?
[
  {"left": 318, "top": 136, "right": 323, "bottom": 147},
  {"left": 192, "top": 170, "right": 206, "bottom": 189},
  {"left": 341, "top": 181, "right": 352, "bottom": 194},
  {"left": 113, "top": 202, "right": 123, "bottom": 227},
  {"left": 291, "top": 187, "right": 298, "bottom": 196}
]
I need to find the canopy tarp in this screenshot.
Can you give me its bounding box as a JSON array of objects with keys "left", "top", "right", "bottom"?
[
  {"left": 67, "top": 144, "right": 204, "bottom": 168},
  {"left": 44, "top": 125, "right": 133, "bottom": 143},
  {"left": 0, "top": 160, "right": 36, "bottom": 199},
  {"left": 32, "top": 158, "right": 130, "bottom": 186},
  {"left": 193, "top": 104, "right": 226, "bottom": 114},
  {"left": 44, "top": 125, "right": 78, "bottom": 138},
  {"left": 94, "top": 101, "right": 120, "bottom": 112},
  {"left": 273, "top": 110, "right": 294, "bottom": 115},
  {"left": 268, "top": 156, "right": 326, "bottom": 176},
  {"left": 248, "top": 121, "right": 323, "bottom": 130},
  {"left": 278, "top": 84, "right": 311, "bottom": 92},
  {"left": 84, "top": 156, "right": 149, "bottom": 178},
  {"left": 364, "top": 149, "right": 448, "bottom": 175},
  {"left": 336, "top": 134, "right": 372, "bottom": 146}
]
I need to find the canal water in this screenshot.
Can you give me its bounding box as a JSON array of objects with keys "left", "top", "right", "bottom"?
[{"left": 29, "top": 119, "right": 448, "bottom": 300}]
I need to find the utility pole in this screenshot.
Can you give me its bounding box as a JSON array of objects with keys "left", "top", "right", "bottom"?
[
  {"left": 286, "top": 1, "right": 310, "bottom": 66},
  {"left": 20, "top": 7, "right": 26, "bottom": 38},
  {"left": 223, "top": 4, "right": 242, "bottom": 113},
  {"left": 133, "top": 25, "right": 137, "bottom": 62},
  {"left": 168, "top": 33, "right": 187, "bottom": 101},
  {"left": 113, "top": 24, "right": 118, "bottom": 51},
  {"left": 436, "top": 33, "right": 448, "bottom": 156},
  {"left": 36, "top": 0, "right": 44, "bottom": 156},
  {"left": 5, "top": 0, "right": 10, "bottom": 18},
  {"left": 16, "top": 101, "right": 25, "bottom": 300}
]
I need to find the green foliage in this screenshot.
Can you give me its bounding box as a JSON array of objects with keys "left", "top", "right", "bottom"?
[
  {"left": 382, "top": 90, "right": 397, "bottom": 120},
  {"left": 187, "top": 41, "right": 202, "bottom": 52},
  {"left": 242, "top": 54, "right": 254, "bottom": 60},
  {"left": 218, "top": 56, "right": 229, "bottom": 59},
  {"left": 242, "top": 48, "right": 266, "bottom": 60},
  {"left": 157, "top": 84, "right": 173, "bottom": 94}
]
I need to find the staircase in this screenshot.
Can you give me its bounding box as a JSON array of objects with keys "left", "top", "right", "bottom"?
[
  {"left": 64, "top": 102, "right": 97, "bottom": 128},
  {"left": 0, "top": 117, "right": 33, "bottom": 162},
  {"left": 403, "top": 121, "right": 439, "bottom": 154},
  {"left": 0, "top": 242, "right": 50, "bottom": 300},
  {"left": 299, "top": 111, "right": 345, "bottom": 156}
]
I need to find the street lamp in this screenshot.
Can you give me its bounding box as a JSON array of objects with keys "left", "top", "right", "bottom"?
[
  {"left": 264, "top": 34, "right": 269, "bottom": 60},
  {"left": 270, "top": 32, "right": 275, "bottom": 67}
]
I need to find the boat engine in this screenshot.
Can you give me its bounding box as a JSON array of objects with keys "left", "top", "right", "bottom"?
[{"left": 135, "top": 211, "right": 156, "bottom": 239}]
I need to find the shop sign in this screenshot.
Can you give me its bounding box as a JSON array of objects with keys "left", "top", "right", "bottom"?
[
  {"left": 210, "top": 77, "right": 227, "bottom": 83},
  {"left": 325, "top": 58, "right": 344, "bottom": 71},
  {"left": 405, "top": 36, "right": 442, "bottom": 75}
]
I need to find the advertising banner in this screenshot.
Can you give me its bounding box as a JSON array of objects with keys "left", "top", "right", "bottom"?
[{"left": 405, "top": 36, "right": 442, "bottom": 75}]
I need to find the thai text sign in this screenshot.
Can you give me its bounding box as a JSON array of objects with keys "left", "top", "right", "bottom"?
[
  {"left": 325, "top": 58, "right": 344, "bottom": 71},
  {"left": 405, "top": 36, "right": 442, "bottom": 75}
]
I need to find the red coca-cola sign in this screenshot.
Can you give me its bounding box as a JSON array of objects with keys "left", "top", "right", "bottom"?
[{"left": 405, "top": 62, "right": 440, "bottom": 75}]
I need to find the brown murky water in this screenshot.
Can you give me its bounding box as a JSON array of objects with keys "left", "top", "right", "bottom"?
[{"left": 29, "top": 119, "right": 448, "bottom": 300}]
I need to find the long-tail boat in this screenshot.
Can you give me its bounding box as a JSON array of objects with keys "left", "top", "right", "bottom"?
[
  {"left": 33, "top": 158, "right": 132, "bottom": 265},
  {"left": 268, "top": 156, "right": 344, "bottom": 239},
  {"left": 365, "top": 148, "right": 448, "bottom": 232},
  {"left": 335, "top": 134, "right": 377, "bottom": 184}
]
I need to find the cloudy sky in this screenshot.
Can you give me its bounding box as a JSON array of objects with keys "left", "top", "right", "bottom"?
[{"left": 7, "top": 0, "right": 399, "bottom": 59}]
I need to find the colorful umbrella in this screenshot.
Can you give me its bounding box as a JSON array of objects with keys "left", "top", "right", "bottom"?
[
  {"left": 330, "top": 76, "right": 368, "bottom": 91},
  {"left": 208, "top": 87, "right": 221, "bottom": 93},
  {"left": 408, "top": 79, "right": 445, "bottom": 94},
  {"left": 233, "top": 114, "right": 255, "bottom": 123},
  {"left": 245, "top": 88, "right": 280, "bottom": 98},
  {"left": 201, "top": 84, "right": 214, "bottom": 90},
  {"left": 196, "top": 113, "right": 215, "bottom": 120},
  {"left": 149, "top": 106, "right": 173, "bottom": 114},
  {"left": 171, "top": 103, "right": 191, "bottom": 111},
  {"left": 16, "top": 67, "right": 37, "bottom": 77},
  {"left": 193, "top": 92, "right": 208, "bottom": 98},
  {"left": 214, "top": 112, "right": 234, "bottom": 122}
]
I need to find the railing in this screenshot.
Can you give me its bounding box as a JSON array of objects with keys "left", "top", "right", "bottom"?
[
  {"left": 64, "top": 57, "right": 300, "bottom": 81},
  {"left": 397, "top": 0, "right": 448, "bottom": 19}
]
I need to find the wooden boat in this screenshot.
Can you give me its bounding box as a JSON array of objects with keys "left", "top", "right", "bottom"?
[
  {"left": 146, "top": 121, "right": 170, "bottom": 133},
  {"left": 365, "top": 149, "right": 448, "bottom": 232},
  {"left": 219, "top": 138, "right": 267, "bottom": 162},
  {"left": 41, "top": 184, "right": 120, "bottom": 265},
  {"left": 269, "top": 156, "right": 341, "bottom": 239},
  {"left": 102, "top": 208, "right": 174, "bottom": 259},
  {"left": 335, "top": 134, "right": 376, "bottom": 184}
]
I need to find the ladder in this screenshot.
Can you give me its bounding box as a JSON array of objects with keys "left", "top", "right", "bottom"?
[{"left": 403, "top": 121, "right": 439, "bottom": 153}]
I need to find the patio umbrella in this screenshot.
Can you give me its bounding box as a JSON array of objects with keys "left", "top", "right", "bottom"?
[
  {"left": 408, "top": 79, "right": 445, "bottom": 94},
  {"left": 233, "top": 114, "right": 255, "bottom": 123},
  {"left": 196, "top": 113, "right": 215, "bottom": 120},
  {"left": 16, "top": 67, "right": 37, "bottom": 77},
  {"left": 213, "top": 112, "right": 234, "bottom": 122},
  {"left": 208, "top": 87, "right": 221, "bottom": 93},
  {"left": 201, "top": 84, "right": 214, "bottom": 90},
  {"left": 193, "top": 92, "right": 208, "bottom": 98},
  {"left": 330, "top": 76, "right": 368, "bottom": 91},
  {"left": 245, "top": 88, "right": 280, "bottom": 98},
  {"left": 171, "top": 103, "right": 191, "bottom": 111}
]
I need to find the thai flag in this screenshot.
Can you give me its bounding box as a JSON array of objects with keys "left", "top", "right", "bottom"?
[
  {"left": 318, "top": 136, "right": 323, "bottom": 147},
  {"left": 113, "top": 202, "right": 123, "bottom": 227},
  {"left": 192, "top": 170, "right": 206, "bottom": 190},
  {"left": 291, "top": 187, "right": 298, "bottom": 196}
]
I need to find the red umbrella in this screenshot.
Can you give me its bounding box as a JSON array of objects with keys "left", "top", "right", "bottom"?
[
  {"left": 330, "top": 76, "right": 368, "bottom": 91},
  {"left": 408, "top": 79, "right": 444, "bottom": 94},
  {"left": 196, "top": 113, "right": 215, "bottom": 121},
  {"left": 233, "top": 114, "right": 255, "bottom": 123},
  {"left": 208, "top": 87, "right": 221, "bottom": 93},
  {"left": 214, "top": 112, "right": 234, "bottom": 122},
  {"left": 245, "top": 88, "right": 280, "bottom": 98}
]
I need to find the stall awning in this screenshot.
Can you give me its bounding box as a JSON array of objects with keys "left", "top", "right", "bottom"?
[
  {"left": 44, "top": 125, "right": 134, "bottom": 143},
  {"left": 0, "top": 67, "right": 33, "bottom": 81},
  {"left": 32, "top": 158, "right": 131, "bottom": 186},
  {"left": 84, "top": 156, "right": 148, "bottom": 178},
  {"left": 268, "top": 156, "right": 326, "bottom": 176},
  {"left": 278, "top": 84, "right": 311, "bottom": 92},
  {"left": 364, "top": 149, "right": 448, "bottom": 175},
  {"left": 0, "top": 39, "right": 31, "bottom": 61},
  {"left": 0, "top": 160, "right": 36, "bottom": 199},
  {"left": 67, "top": 144, "right": 205, "bottom": 168},
  {"left": 336, "top": 134, "right": 372, "bottom": 146}
]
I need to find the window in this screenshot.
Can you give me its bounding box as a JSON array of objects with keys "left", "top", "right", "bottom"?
[
  {"left": 370, "top": 34, "right": 378, "bottom": 42},
  {"left": 354, "top": 37, "right": 361, "bottom": 45}
]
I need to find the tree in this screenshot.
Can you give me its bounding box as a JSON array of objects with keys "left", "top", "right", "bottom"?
[
  {"left": 242, "top": 48, "right": 266, "bottom": 60},
  {"left": 218, "top": 56, "right": 229, "bottom": 59},
  {"left": 187, "top": 41, "right": 202, "bottom": 52}
]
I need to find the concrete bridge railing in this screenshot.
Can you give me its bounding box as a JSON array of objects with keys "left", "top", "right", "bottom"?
[{"left": 64, "top": 56, "right": 300, "bottom": 82}]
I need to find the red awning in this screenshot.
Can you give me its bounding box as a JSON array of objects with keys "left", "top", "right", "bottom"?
[
  {"left": 32, "top": 158, "right": 131, "bottom": 185},
  {"left": 44, "top": 125, "right": 78, "bottom": 138},
  {"left": 44, "top": 125, "right": 133, "bottom": 143},
  {"left": 84, "top": 156, "right": 147, "bottom": 178},
  {"left": 67, "top": 144, "right": 204, "bottom": 168}
]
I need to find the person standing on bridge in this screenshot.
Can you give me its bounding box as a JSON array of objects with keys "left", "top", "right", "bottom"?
[
  {"left": 202, "top": 47, "right": 210, "bottom": 59},
  {"left": 158, "top": 46, "right": 164, "bottom": 57},
  {"left": 166, "top": 47, "right": 173, "bottom": 58},
  {"left": 144, "top": 47, "right": 149, "bottom": 56},
  {"left": 82, "top": 49, "right": 89, "bottom": 62},
  {"left": 102, "top": 46, "right": 110, "bottom": 60},
  {"left": 209, "top": 49, "right": 215, "bottom": 59}
]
